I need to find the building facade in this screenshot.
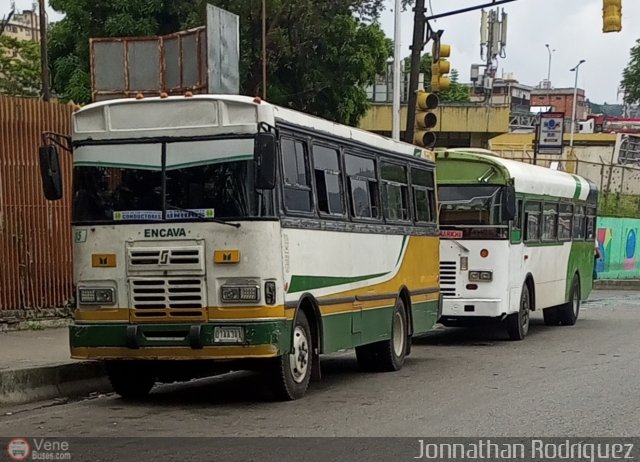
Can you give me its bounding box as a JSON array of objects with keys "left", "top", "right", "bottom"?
[
  {"left": 531, "top": 88, "right": 588, "bottom": 120},
  {"left": 2, "top": 9, "right": 40, "bottom": 43}
]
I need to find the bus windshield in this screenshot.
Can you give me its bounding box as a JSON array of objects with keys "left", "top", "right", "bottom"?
[
  {"left": 72, "top": 139, "right": 273, "bottom": 224},
  {"left": 438, "top": 185, "right": 509, "bottom": 239}
]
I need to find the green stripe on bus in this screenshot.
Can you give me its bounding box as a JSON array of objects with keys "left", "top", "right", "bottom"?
[
  {"left": 571, "top": 175, "right": 582, "bottom": 199},
  {"left": 288, "top": 272, "right": 389, "bottom": 293},
  {"left": 395, "top": 235, "right": 408, "bottom": 266}
]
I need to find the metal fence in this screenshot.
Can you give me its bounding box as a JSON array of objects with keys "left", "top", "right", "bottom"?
[
  {"left": 0, "top": 96, "right": 73, "bottom": 318},
  {"left": 489, "top": 142, "right": 640, "bottom": 217}
]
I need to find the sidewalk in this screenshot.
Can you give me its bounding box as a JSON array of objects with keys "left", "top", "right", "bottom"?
[
  {"left": 594, "top": 279, "right": 640, "bottom": 290},
  {"left": 0, "top": 328, "right": 110, "bottom": 405}
]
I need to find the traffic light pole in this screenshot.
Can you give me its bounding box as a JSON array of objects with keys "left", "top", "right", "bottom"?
[{"left": 404, "top": 0, "right": 427, "bottom": 145}]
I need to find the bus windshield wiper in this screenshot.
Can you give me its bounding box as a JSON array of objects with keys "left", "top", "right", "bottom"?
[{"left": 165, "top": 204, "right": 241, "bottom": 228}]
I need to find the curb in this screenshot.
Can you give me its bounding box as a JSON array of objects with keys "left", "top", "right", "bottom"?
[
  {"left": 0, "top": 361, "right": 112, "bottom": 405},
  {"left": 594, "top": 279, "right": 640, "bottom": 290}
]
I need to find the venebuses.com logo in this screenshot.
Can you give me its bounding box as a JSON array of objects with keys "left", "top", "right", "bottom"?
[
  {"left": 6, "top": 439, "right": 30, "bottom": 461},
  {"left": 5, "top": 438, "right": 71, "bottom": 461}
]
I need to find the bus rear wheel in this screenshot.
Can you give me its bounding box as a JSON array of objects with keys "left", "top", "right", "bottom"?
[
  {"left": 558, "top": 274, "right": 580, "bottom": 326},
  {"left": 356, "top": 298, "right": 407, "bottom": 372},
  {"left": 106, "top": 361, "right": 155, "bottom": 400},
  {"left": 268, "top": 310, "right": 312, "bottom": 401},
  {"left": 506, "top": 285, "right": 531, "bottom": 340}
]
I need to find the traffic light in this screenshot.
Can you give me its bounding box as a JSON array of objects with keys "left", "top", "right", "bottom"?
[
  {"left": 413, "top": 89, "right": 439, "bottom": 148},
  {"left": 431, "top": 43, "right": 451, "bottom": 92},
  {"left": 603, "top": 0, "right": 622, "bottom": 33}
]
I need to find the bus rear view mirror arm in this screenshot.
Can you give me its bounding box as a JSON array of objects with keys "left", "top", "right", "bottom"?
[
  {"left": 38, "top": 145, "right": 63, "bottom": 201},
  {"left": 255, "top": 132, "right": 277, "bottom": 190}
]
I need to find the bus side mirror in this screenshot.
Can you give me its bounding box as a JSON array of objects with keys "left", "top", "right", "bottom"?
[
  {"left": 255, "top": 133, "right": 277, "bottom": 190},
  {"left": 502, "top": 186, "right": 516, "bottom": 221},
  {"left": 38, "top": 145, "right": 63, "bottom": 201}
]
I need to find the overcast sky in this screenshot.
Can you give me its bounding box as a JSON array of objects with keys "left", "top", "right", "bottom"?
[
  {"left": 5, "top": 0, "right": 639, "bottom": 104},
  {"left": 380, "top": 0, "right": 639, "bottom": 104}
]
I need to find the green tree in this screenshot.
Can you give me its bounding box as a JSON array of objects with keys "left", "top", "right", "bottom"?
[
  {"left": 622, "top": 38, "right": 640, "bottom": 104},
  {"left": 48, "top": 0, "right": 390, "bottom": 125},
  {"left": 0, "top": 35, "right": 41, "bottom": 97}
]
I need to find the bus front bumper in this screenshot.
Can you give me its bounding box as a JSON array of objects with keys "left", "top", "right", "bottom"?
[
  {"left": 439, "top": 298, "right": 507, "bottom": 320},
  {"left": 69, "top": 321, "right": 291, "bottom": 360}
]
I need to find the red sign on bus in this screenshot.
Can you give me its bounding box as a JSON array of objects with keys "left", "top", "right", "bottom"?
[{"left": 440, "top": 230, "right": 463, "bottom": 239}]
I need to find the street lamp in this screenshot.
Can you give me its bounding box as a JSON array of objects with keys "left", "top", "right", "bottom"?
[
  {"left": 569, "top": 59, "right": 586, "bottom": 150},
  {"left": 545, "top": 44, "right": 556, "bottom": 108}
]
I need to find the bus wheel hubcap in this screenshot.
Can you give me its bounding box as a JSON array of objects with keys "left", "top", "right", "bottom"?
[
  {"left": 289, "top": 326, "right": 309, "bottom": 383},
  {"left": 392, "top": 311, "right": 405, "bottom": 357}
]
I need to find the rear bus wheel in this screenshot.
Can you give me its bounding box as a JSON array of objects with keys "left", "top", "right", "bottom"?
[
  {"left": 269, "top": 310, "right": 312, "bottom": 401},
  {"left": 558, "top": 274, "right": 580, "bottom": 326},
  {"left": 356, "top": 298, "right": 407, "bottom": 372}
]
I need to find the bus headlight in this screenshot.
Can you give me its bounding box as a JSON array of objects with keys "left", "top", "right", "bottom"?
[
  {"left": 469, "top": 271, "right": 493, "bottom": 282},
  {"left": 78, "top": 287, "right": 115, "bottom": 305},
  {"left": 221, "top": 285, "right": 260, "bottom": 302}
]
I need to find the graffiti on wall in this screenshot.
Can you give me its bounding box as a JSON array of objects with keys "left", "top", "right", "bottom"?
[{"left": 596, "top": 217, "right": 640, "bottom": 279}]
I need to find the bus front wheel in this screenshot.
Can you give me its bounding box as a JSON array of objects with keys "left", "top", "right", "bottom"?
[
  {"left": 269, "top": 310, "right": 312, "bottom": 401},
  {"left": 506, "top": 285, "right": 531, "bottom": 340}
]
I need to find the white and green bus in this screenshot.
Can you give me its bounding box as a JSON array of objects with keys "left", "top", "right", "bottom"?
[
  {"left": 436, "top": 149, "right": 598, "bottom": 340},
  {"left": 39, "top": 94, "right": 441, "bottom": 400}
]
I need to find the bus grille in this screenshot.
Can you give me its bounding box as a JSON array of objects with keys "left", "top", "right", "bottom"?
[
  {"left": 127, "top": 246, "right": 204, "bottom": 274},
  {"left": 130, "top": 277, "right": 205, "bottom": 310},
  {"left": 440, "top": 261, "right": 457, "bottom": 298}
]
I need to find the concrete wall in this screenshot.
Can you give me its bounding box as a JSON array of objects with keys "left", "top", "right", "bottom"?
[
  {"left": 358, "top": 103, "right": 510, "bottom": 134},
  {"left": 596, "top": 217, "right": 640, "bottom": 279}
]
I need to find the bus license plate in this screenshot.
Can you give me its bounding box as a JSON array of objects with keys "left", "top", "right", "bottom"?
[{"left": 214, "top": 326, "right": 244, "bottom": 343}]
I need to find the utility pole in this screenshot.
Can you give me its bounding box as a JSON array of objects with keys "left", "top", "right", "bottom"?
[
  {"left": 404, "top": 0, "right": 426, "bottom": 145},
  {"left": 391, "top": 0, "right": 401, "bottom": 140},
  {"left": 39, "top": 0, "right": 51, "bottom": 101}
]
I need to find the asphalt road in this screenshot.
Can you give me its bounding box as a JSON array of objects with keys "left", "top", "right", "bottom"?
[{"left": 1, "top": 289, "right": 638, "bottom": 442}]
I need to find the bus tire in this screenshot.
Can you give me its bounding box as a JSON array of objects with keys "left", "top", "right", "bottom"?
[
  {"left": 269, "top": 310, "right": 312, "bottom": 401},
  {"left": 506, "top": 285, "right": 531, "bottom": 340},
  {"left": 543, "top": 307, "right": 560, "bottom": 326},
  {"left": 558, "top": 274, "right": 580, "bottom": 326},
  {"left": 106, "top": 361, "right": 155, "bottom": 400},
  {"left": 357, "top": 298, "right": 407, "bottom": 372}
]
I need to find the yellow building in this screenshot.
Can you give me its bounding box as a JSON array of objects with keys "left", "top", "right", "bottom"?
[{"left": 358, "top": 102, "right": 510, "bottom": 148}]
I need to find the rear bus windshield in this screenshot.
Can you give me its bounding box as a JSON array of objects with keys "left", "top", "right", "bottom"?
[{"left": 438, "top": 185, "right": 509, "bottom": 239}]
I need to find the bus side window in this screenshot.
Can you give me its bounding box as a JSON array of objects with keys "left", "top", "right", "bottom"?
[
  {"left": 281, "top": 138, "right": 312, "bottom": 213},
  {"left": 573, "top": 205, "right": 586, "bottom": 240},
  {"left": 558, "top": 203, "right": 573, "bottom": 241},
  {"left": 542, "top": 203, "right": 558, "bottom": 241},
  {"left": 380, "top": 162, "right": 410, "bottom": 222},
  {"left": 411, "top": 167, "right": 436, "bottom": 223},
  {"left": 524, "top": 201, "right": 541, "bottom": 242},
  {"left": 345, "top": 153, "right": 379, "bottom": 219},
  {"left": 313, "top": 145, "right": 345, "bottom": 216},
  {"left": 586, "top": 206, "right": 597, "bottom": 240}
]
